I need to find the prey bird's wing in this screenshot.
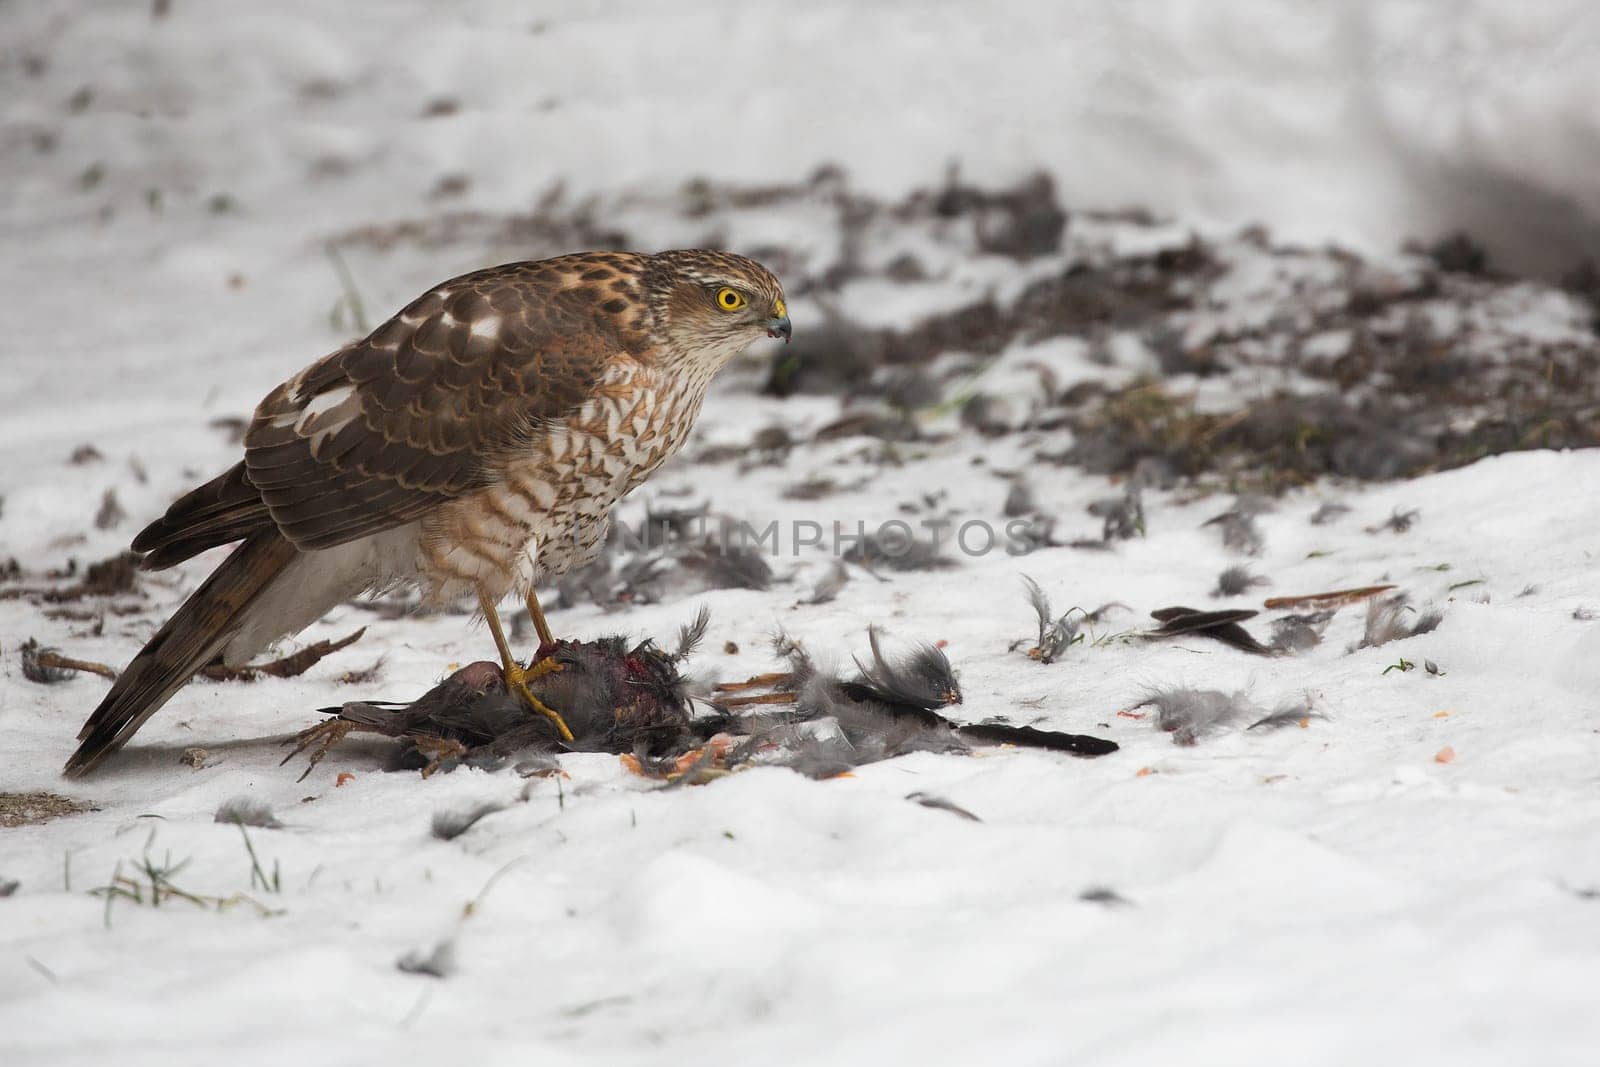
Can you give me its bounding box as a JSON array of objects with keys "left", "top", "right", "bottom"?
[{"left": 244, "top": 264, "right": 618, "bottom": 551}]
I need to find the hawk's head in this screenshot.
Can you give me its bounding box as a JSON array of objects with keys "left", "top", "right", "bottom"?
[{"left": 646, "top": 249, "right": 791, "bottom": 365}]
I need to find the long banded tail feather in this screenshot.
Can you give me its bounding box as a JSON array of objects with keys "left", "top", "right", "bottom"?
[{"left": 65, "top": 530, "right": 299, "bottom": 777}]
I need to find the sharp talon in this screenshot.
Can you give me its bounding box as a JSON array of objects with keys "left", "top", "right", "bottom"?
[
  {"left": 505, "top": 660, "right": 575, "bottom": 743},
  {"left": 524, "top": 656, "right": 564, "bottom": 682}
]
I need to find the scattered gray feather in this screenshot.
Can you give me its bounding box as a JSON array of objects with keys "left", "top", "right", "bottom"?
[
  {"left": 850, "top": 627, "right": 961, "bottom": 710},
  {"left": 397, "top": 939, "right": 457, "bottom": 979},
  {"left": 0, "top": 878, "right": 18, "bottom": 898},
  {"left": 1085, "top": 602, "right": 1130, "bottom": 624},
  {"left": 1369, "top": 507, "right": 1420, "bottom": 534},
  {"left": 770, "top": 630, "right": 818, "bottom": 686},
  {"left": 801, "top": 560, "right": 850, "bottom": 605},
  {"left": 1003, "top": 480, "right": 1037, "bottom": 518},
  {"left": 906, "top": 792, "right": 982, "bottom": 822},
  {"left": 93, "top": 488, "right": 125, "bottom": 530},
  {"left": 1022, "top": 575, "right": 1081, "bottom": 663},
  {"left": 431, "top": 799, "right": 511, "bottom": 841},
  {"left": 213, "top": 796, "right": 282, "bottom": 829},
  {"left": 1213, "top": 564, "right": 1267, "bottom": 598},
  {"left": 1078, "top": 886, "right": 1133, "bottom": 907},
  {"left": 1067, "top": 537, "right": 1114, "bottom": 552},
  {"left": 843, "top": 533, "right": 953, "bottom": 572},
  {"left": 1270, "top": 610, "right": 1334, "bottom": 652},
  {"left": 1309, "top": 501, "right": 1351, "bottom": 525},
  {"left": 1139, "top": 687, "right": 1254, "bottom": 746},
  {"left": 678, "top": 542, "right": 774, "bottom": 591},
  {"left": 1007, "top": 516, "right": 1059, "bottom": 554},
  {"left": 1088, "top": 486, "right": 1144, "bottom": 541},
  {"left": 1204, "top": 508, "right": 1264, "bottom": 556},
  {"left": 1360, "top": 594, "right": 1443, "bottom": 648},
  {"left": 672, "top": 605, "right": 711, "bottom": 661},
  {"left": 1247, "top": 696, "right": 1326, "bottom": 731},
  {"left": 1574, "top": 606, "right": 1597, "bottom": 621},
  {"left": 642, "top": 500, "right": 712, "bottom": 544},
  {"left": 514, "top": 752, "right": 564, "bottom": 778}
]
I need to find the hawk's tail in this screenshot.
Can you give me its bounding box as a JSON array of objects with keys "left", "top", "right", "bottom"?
[{"left": 65, "top": 530, "right": 300, "bottom": 777}]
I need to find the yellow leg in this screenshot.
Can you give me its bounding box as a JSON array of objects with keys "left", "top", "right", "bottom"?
[
  {"left": 479, "top": 591, "right": 574, "bottom": 743},
  {"left": 526, "top": 586, "right": 556, "bottom": 649}
]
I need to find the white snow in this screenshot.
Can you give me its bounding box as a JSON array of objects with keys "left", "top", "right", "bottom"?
[{"left": 4, "top": 4, "right": 1600, "bottom": 1066}]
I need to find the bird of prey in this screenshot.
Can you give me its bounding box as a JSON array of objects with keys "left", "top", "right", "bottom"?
[{"left": 66, "top": 249, "right": 791, "bottom": 776}]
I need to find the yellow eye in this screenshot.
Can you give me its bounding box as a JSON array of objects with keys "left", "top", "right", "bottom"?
[{"left": 715, "top": 287, "right": 746, "bottom": 312}]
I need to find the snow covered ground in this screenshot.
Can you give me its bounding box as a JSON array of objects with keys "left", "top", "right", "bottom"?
[{"left": 4, "top": 4, "right": 1600, "bottom": 1066}]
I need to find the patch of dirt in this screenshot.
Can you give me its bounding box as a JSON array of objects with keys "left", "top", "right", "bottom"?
[{"left": 0, "top": 791, "right": 95, "bottom": 828}]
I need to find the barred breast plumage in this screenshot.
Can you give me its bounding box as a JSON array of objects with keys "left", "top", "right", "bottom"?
[{"left": 417, "top": 359, "right": 714, "bottom": 600}]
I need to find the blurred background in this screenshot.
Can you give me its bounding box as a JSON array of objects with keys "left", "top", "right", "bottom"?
[
  {"left": 8, "top": 0, "right": 1600, "bottom": 274},
  {"left": 3, "top": 0, "right": 1598, "bottom": 554}
]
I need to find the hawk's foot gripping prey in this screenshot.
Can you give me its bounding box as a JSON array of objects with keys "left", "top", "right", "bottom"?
[
  {"left": 65, "top": 249, "right": 790, "bottom": 776},
  {"left": 477, "top": 590, "right": 573, "bottom": 743}
]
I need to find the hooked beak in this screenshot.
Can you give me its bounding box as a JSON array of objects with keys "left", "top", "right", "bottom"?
[{"left": 765, "top": 297, "right": 791, "bottom": 342}]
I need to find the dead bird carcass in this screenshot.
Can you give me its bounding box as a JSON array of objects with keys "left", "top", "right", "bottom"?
[
  {"left": 288, "top": 618, "right": 1119, "bottom": 781},
  {"left": 288, "top": 620, "right": 708, "bottom": 779}
]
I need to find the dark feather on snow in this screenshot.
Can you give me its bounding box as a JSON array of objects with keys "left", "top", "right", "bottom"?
[
  {"left": 1147, "top": 606, "right": 1273, "bottom": 655},
  {"left": 1079, "top": 886, "right": 1134, "bottom": 907},
  {"left": 1007, "top": 515, "right": 1059, "bottom": 554},
  {"left": 641, "top": 500, "right": 712, "bottom": 545},
  {"left": 957, "top": 720, "right": 1119, "bottom": 756},
  {"left": 1088, "top": 486, "right": 1144, "bottom": 541},
  {"left": 906, "top": 792, "right": 982, "bottom": 822},
  {"left": 1204, "top": 508, "right": 1264, "bottom": 556},
  {"left": 213, "top": 795, "right": 282, "bottom": 829},
  {"left": 1067, "top": 537, "right": 1113, "bottom": 552},
  {"left": 1213, "top": 564, "right": 1267, "bottom": 598},
  {"left": 847, "top": 627, "right": 961, "bottom": 712},
  {"left": 397, "top": 940, "right": 457, "bottom": 979},
  {"left": 1310, "top": 501, "right": 1351, "bottom": 525},
  {"left": 1368, "top": 507, "right": 1420, "bottom": 534},
  {"left": 1003, "top": 480, "right": 1037, "bottom": 518},
  {"left": 801, "top": 560, "right": 849, "bottom": 605},
  {"left": 431, "top": 799, "right": 512, "bottom": 840}
]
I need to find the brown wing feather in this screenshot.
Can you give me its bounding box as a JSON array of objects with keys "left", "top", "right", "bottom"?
[
  {"left": 131, "top": 462, "right": 274, "bottom": 569},
  {"left": 242, "top": 263, "right": 625, "bottom": 552}
]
